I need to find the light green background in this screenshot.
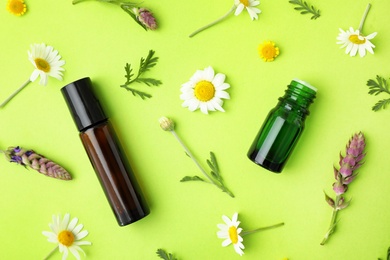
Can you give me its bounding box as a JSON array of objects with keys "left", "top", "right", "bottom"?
[{"left": 0, "top": 0, "right": 389, "bottom": 259}]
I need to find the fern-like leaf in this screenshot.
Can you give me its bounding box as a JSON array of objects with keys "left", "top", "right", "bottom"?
[
  {"left": 120, "top": 50, "right": 162, "bottom": 99},
  {"left": 180, "top": 176, "right": 205, "bottom": 182},
  {"left": 372, "top": 99, "right": 390, "bottom": 111},
  {"left": 289, "top": 0, "right": 320, "bottom": 19},
  {"left": 367, "top": 75, "right": 390, "bottom": 96},
  {"left": 156, "top": 249, "right": 177, "bottom": 260}
]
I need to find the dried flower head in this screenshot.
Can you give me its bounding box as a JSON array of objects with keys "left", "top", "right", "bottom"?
[
  {"left": 133, "top": 7, "right": 157, "bottom": 30},
  {"left": 3, "top": 146, "right": 72, "bottom": 180},
  {"left": 321, "top": 132, "right": 366, "bottom": 245}
]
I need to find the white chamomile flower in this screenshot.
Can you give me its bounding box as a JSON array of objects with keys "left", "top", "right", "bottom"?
[
  {"left": 0, "top": 43, "right": 65, "bottom": 108},
  {"left": 217, "top": 212, "right": 245, "bottom": 256},
  {"left": 234, "top": 0, "right": 261, "bottom": 20},
  {"left": 217, "top": 212, "right": 284, "bottom": 256},
  {"left": 28, "top": 43, "right": 65, "bottom": 86},
  {"left": 180, "top": 66, "right": 230, "bottom": 114},
  {"left": 42, "top": 213, "right": 91, "bottom": 260},
  {"left": 336, "top": 27, "right": 377, "bottom": 57}
]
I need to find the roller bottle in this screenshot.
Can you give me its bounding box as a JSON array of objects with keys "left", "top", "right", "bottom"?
[{"left": 61, "top": 77, "right": 150, "bottom": 226}]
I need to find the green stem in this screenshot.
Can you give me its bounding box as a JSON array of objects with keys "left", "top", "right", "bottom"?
[
  {"left": 358, "top": 3, "right": 371, "bottom": 32},
  {"left": 189, "top": 5, "right": 236, "bottom": 38},
  {"left": 320, "top": 195, "right": 340, "bottom": 245},
  {"left": 170, "top": 130, "right": 234, "bottom": 197},
  {"left": 43, "top": 246, "right": 58, "bottom": 260},
  {"left": 241, "top": 222, "right": 285, "bottom": 236},
  {"left": 0, "top": 79, "right": 31, "bottom": 108}
]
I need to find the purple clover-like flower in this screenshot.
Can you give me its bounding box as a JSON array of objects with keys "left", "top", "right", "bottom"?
[{"left": 321, "top": 132, "right": 366, "bottom": 245}]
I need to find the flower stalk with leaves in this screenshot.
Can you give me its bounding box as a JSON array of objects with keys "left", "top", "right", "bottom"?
[
  {"left": 366, "top": 75, "right": 390, "bottom": 111},
  {"left": 321, "top": 132, "right": 366, "bottom": 245},
  {"left": 159, "top": 117, "right": 234, "bottom": 198},
  {"left": 120, "top": 50, "right": 162, "bottom": 99},
  {"left": 72, "top": 0, "right": 157, "bottom": 30},
  {"left": 189, "top": 0, "right": 260, "bottom": 38},
  {"left": 1, "top": 146, "right": 72, "bottom": 180}
]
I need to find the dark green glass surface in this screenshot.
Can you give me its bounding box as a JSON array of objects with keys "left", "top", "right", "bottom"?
[{"left": 248, "top": 79, "right": 316, "bottom": 173}]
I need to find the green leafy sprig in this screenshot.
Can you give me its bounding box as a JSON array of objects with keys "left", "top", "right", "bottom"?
[
  {"left": 367, "top": 75, "right": 390, "bottom": 111},
  {"left": 159, "top": 117, "right": 235, "bottom": 198},
  {"left": 156, "top": 249, "right": 178, "bottom": 260},
  {"left": 289, "top": 0, "right": 320, "bottom": 20},
  {"left": 120, "top": 50, "right": 162, "bottom": 99},
  {"left": 181, "top": 152, "right": 233, "bottom": 196}
]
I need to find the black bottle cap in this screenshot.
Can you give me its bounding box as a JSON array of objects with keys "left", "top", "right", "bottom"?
[{"left": 61, "top": 77, "right": 107, "bottom": 132}]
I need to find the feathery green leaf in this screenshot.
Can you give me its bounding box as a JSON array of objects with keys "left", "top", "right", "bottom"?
[
  {"left": 180, "top": 176, "right": 205, "bottom": 182},
  {"left": 366, "top": 75, "right": 390, "bottom": 111},
  {"left": 289, "top": 0, "right": 320, "bottom": 19},
  {"left": 120, "top": 50, "right": 162, "bottom": 99},
  {"left": 156, "top": 249, "right": 177, "bottom": 260}
]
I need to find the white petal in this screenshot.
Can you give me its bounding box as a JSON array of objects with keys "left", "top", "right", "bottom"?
[
  {"left": 199, "top": 103, "right": 209, "bottom": 114},
  {"left": 350, "top": 44, "right": 358, "bottom": 56},
  {"left": 216, "top": 90, "right": 230, "bottom": 99},
  {"left": 203, "top": 66, "right": 215, "bottom": 81},
  {"left": 69, "top": 246, "right": 81, "bottom": 260},
  {"left": 366, "top": 32, "right": 377, "bottom": 39},
  {"left": 234, "top": 4, "right": 244, "bottom": 16},
  {"left": 75, "top": 230, "right": 88, "bottom": 240},
  {"left": 212, "top": 73, "right": 225, "bottom": 87},
  {"left": 222, "top": 238, "right": 232, "bottom": 247},
  {"left": 30, "top": 70, "right": 40, "bottom": 82}
]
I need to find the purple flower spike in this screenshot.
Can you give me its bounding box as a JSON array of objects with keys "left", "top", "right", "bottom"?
[
  {"left": 321, "top": 132, "right": 366, "bottom": 245},
  {"left": 3, "top": 146, "right": 72, "bottom": 180}
]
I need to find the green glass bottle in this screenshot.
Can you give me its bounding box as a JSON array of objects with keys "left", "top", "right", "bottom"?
[{"left": 247, "top": 79, "right": 317, "bottom": 173}]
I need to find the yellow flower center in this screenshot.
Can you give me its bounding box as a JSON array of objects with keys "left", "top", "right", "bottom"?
[
  {"left": 228, "top": 226, "right": 239, "bottom": 244},
  {"left": 194, "top": 80, "right": 215, "bottom": 102},
  {"left": 58, "top": 230, "right": 75, "bottom": 247},
  {"left": 349, "top": 34, "right": 366, "bottom": 44},
  {"left": 35, "top": 58, "right": 51, "bottom": 72},
  {"left": 239, "top": 0, "right": 249, "bottom": 6},
  {"left": 6, "top": 0, "right": 26, "bottom": 16},
  {"left": 258, "top": 41, "right": 280, "bottom": 62}
]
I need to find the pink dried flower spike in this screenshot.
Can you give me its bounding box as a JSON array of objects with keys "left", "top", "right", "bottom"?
[
  {"left": 3, "top": 146, "right": 72, "bottom": 180},
  {"left": 133, "top": 7, "right": 157, "bottom": 30},
  {"left": 321, "top": 132, "right": 366, "bottom": 245}
]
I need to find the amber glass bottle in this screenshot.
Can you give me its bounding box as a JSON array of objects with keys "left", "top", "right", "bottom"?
[
  {"left": 247, "top": 79, "right": 317, "bottom": 173},
  {"left": 61, "top": 77, "right": 150, "bottom": 226}
]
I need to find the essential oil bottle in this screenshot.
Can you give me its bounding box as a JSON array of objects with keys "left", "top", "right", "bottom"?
[
  {"left": 61, "top": 77, "right": 150, "bottom": 226},
  {"left": 247, "top": 79, "right": 317, "bottom": 173}
]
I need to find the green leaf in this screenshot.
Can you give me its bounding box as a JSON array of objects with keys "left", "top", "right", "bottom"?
[
  {"left": 372, "top": 99, "right": 390, "bottom": 111},
  {"left": 289, "top": 0, "right": 320, "bottom": 19},
  {"left": 156, "top": 249, "right": 177, "bottom": 260},
  {"left": 367, "top": 75, "right": 390, "bottom": 96},
  {"left": 180, "top": 176, "right": 205, "bottom": 182},
  {"left": 121, "top": 49, "right": 162, "bottom": 99}
]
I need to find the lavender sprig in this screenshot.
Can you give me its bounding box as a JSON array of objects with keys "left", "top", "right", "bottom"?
[
  {"left": 321, "top": 132, "right": 366, "bottom": 245},
  {"left": 2, "top": 146, "right": 72, "bottom": 180}
]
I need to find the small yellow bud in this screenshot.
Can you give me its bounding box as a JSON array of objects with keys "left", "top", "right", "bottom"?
[{"left": 159, "top": 117, "right": 175, "bottom": 131}]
